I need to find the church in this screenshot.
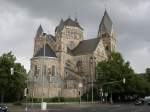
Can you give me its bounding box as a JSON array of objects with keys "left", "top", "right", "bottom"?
[{"left": 28, "top": 10, "right": 117, "bottom": 98}]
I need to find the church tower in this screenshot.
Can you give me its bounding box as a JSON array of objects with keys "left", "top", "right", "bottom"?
[
  {"left": 33, "top": 25, "right": 47, "bottom": 56},
  {"left": 97, "top": 10, "right": 117, "bottom": 56},
  {"left": 55, "top": 17, "right": 84, "bottom": 52},
  {"left": 54, "top": 17, "right": 84, "bottom": 78}
]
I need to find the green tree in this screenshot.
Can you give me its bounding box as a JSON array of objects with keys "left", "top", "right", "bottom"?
[
  {"left": 145, "top": 68, "right": 150, "bottom": 82},
  {"left": 0, "top": 52, "right": 27, "bottom": 102},
  {"left": 96, "top": 52, "right": 150, "bottom": 98}
]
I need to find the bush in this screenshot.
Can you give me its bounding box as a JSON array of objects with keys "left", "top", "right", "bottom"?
[
  {"left": 24, "top": 97, "right": 80, "bottom": 103},
  {"left": 13, "top": 101, "right": 22, "bottom": 106},
  {"left": 64, "top": 98, "right": 79, "bottom": 102}
]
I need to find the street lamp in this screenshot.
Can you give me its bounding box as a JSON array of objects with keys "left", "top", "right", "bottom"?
[
  {"left": 99, "top": 88, "right": 103, "bottom": 103},
  {"left": 41, "top": 36, "right": 47, "bottom": 111},
  {"left": 90, "top": 56, "right": 96, "bottom": 103},
  {"left": 10, "top": 68, "right": 14, "bottom": 75},
  {"left": 90, "top": 57, "right": 93, "bottom": 103},
  {"left": 78, "top": 82, "right": 83, "bottom": 104},
  {"left": 123, "top": 78, "right": 126, "bottom": 84}
]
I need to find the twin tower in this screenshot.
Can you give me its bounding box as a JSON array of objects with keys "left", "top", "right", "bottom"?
[{"left": 28, "top": 10, "right": 117, "bottom": 98}]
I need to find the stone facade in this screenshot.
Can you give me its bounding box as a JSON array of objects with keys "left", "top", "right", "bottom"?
[{"left": 28, "top": 10, "right": 117, "bottom": 98}]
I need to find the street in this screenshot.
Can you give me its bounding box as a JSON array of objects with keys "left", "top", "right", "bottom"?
[{"left": 8, "top": 103, "right": 150, "bottom": 112}]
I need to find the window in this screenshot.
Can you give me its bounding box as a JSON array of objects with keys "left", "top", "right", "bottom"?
[
  {"left": 48, "top": 68, "right": 51, "bottom": 76},
  {"left": 105, "top": 46, "right": 109, "bottom": 51},
  {"left": 77, "top": 61, "right": 82, "bottom": 73},
  {"left": 52, "top": 65, "right": 55, "bottom": 76},
  {"left": 34, "top": 65, "right": 39, "bottom": 77},
  {"left": 34, "top": 65, "right": 37, "bottom": 75},
  {"left": 71, "top": 31, "right": 74, "bottom": 35},
  {"left": 67, "top": 80, "right": 75, "bottom": 88},
  {"left": 43, "top": 65, "right": 47, "bottom": 76},
  {"left": 102, "top": 33, "right": 106, "bottom": 37},
  {"left": 66, "top": 72, "right": 68, "bottom": 77}
]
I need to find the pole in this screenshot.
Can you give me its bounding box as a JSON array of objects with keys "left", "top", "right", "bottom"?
[
  {"left": 80, "top": 90, "right": 81, "bottom": 104},
  {"left": 32, "top": 75, "right": 35, "bottom": 111},
  {"left": 90, "top": 57, "right": 94, "bottom": 103},
  {"left": 110, "top": 91, "right": 113, "bottom": 104},
  {"left": 92, "top": 75, "right": 93, "bottom": 103},
  {"left": 42, "top": 37, "right": 46, "bottom": 103},
  {"left": 25, "top": 79, "right": 28, "bottom": 112},
  {"left": 87, "top": 93, "right": 88, "bottom": 102}
]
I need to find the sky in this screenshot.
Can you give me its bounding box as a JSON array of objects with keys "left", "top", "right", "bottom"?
[{"left": 0, "top": 0, "right": 150, "bottom": 73}]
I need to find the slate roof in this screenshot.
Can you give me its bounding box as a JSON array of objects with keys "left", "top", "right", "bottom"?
[
  {"left": 34, "top": 44, "right": 56, "bottom": 57},
  {"left": 63, "top": 18, "right": 83, "bottom": 30},
  {"left": 36, "top": 25, "right": 43, "bottom": 37},
  {"left": 71, "top": 38, "right": 100, "bottom": 56},
  {"left": 99, "top": 10, "right": 113, "bottom": 34},
  {"left": 55, "top": 18, "right": 83, "bottom": 32},
  {"left": 47, "top": 34, "right": 56, "bottom": 41}
]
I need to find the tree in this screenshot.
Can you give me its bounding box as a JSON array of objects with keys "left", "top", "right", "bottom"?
[
  {"left": 96, "top": 52, "right": 150, "bottom": 101},
  {"left": 145, "top": 68, "right": 150, "bottom": 82},
  {"left": 0, "top": 52, "right": 27, "bottom": 102}
]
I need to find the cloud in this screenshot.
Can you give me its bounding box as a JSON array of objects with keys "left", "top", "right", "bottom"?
[
  {"left": 0, "top": 0, "right": 56, "bottom": 71},
  {"left": 0, "top": 0, "right": 150, "bottom": 73}
]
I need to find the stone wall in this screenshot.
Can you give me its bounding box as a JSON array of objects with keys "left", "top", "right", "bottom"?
[
  {"left": 60, "top": 25, "right": 83, "bottom": 50},
  {"left": 29, "top": 57, "right": 62, "bottom": 98},
  {"left": 63, "top": 89, "right": 79, "bottom": 98}
]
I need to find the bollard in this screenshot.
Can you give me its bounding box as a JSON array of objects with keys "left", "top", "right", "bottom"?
[{"left": 41, "top": 102, "right": 47, "bottom": 110}]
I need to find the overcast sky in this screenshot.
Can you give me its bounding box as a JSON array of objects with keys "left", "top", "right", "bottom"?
[{"left": 0, "top": 0, "right": 150, "bottom": 73}]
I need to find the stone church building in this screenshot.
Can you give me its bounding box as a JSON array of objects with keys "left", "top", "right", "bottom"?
[{"left": 28, "top": 10, "right": 117, "bottom": 98}]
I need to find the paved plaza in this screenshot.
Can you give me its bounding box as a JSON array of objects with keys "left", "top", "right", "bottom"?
[{"left": 8, "top": 103, "right": 150, "bottom": 112}]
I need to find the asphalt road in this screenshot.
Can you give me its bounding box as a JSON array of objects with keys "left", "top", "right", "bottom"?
[{"left": 8, "top": 103, "right": 150, "bottom": 112}]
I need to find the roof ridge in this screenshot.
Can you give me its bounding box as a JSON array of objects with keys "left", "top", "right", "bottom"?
[{"left": 71, "top": 38, "right": 100, "bottom": 56}]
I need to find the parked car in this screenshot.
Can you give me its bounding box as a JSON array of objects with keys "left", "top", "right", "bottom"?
[
  {"left": 144, "top": 96, "right": 150, "bottom": 102},
  {"left": 148, "top": 101, "right": 150, "bottom": 105},
  {"left": 0, "top": 105, "right": 8, "bottom": 112},
  {"left": 134, "top": 98, "right": 144, "bottom": 105}
]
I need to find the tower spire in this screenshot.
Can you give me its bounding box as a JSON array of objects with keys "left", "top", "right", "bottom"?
[
  {"left": 36, "top": 24, "right": 43, "bottom": 37},
  {"left": 74, "top": 12, "right": 78, "bottom": 22},
  {"left": 97, "top": 10, "right": 113, "bottom": 38}
]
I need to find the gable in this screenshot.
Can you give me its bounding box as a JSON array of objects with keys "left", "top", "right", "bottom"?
[{"left": 94, "top": 39, "right": 107, "bottom": 60}]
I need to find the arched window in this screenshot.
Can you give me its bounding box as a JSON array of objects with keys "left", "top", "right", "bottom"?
[
  {"left": 34, "top": 65, "right": 37, "bottom": 75},
  {"left": 105, "top": 46, "right": 109, "bottom": 51},
  {"left": 52, "top": 65, "right": 55, "bottom": 76},
  {"left": 48, "top": 68, "right": 51, "bottom": 76},
  {"left": 65, "top": 72, "right": 68, "bottom": 77},
  {"left": 43, "top": 65, "right": 47, "bottom": 76},
  {"left": 77, "top": 61, "right": 82, "bottom": 73}
]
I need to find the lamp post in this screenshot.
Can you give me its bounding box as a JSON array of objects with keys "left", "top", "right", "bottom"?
[
  {"left": 90, "top": 56, "right": 96, "bottom": 103},
  {"left": 78, "top": 82, "right": 83, "bottom": 104},
  {"left": 32, "top": 74, "right": 37, "bottom": 110},
  {"left": 100, "top": 88, "right": 103, "bottom": 103},
  {"left": 41, "top": 35, "right": 47, "bottom": 110},
  {"left": 90, "top": 57, "right": 93, "bottom": 103}
]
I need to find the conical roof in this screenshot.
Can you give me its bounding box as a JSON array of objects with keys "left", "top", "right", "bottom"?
[
  {"left": 36, "top": 25, "right": 43, "bottom": 37},
  {"left": 34, "top": 44, "right": 56, "bottom": 57},
  {"left": 99, "top": 10, "right": 113, "bottom": 35}
]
